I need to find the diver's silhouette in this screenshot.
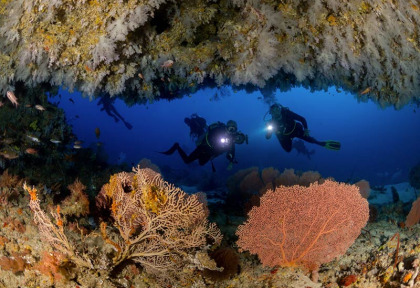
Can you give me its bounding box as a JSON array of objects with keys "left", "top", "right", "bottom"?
[
  {"left": 161, "top": 119, "right": 248, "bottom": 171},
  {"left": 292, "top": 139, "right": 316, "bottom": 160},
  {"left": 184, "top": 113, "right": 207, "bottom": 143},
  {"left": 97, "top": 96, "right": 133, "bottom": 130},
  {"left": 265, "top": 104, "right": 340, "bottom": 152}
]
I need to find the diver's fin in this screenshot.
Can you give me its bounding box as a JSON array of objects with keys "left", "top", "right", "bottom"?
[
  {"left": 211, "top": 160, "right": 216, "bottom": 172},
  {"left": 324, "top": 140, "right": 341, "bottom": 150},
  {"left": 159, "top": 143, "right": 179, "bottom": 155}
]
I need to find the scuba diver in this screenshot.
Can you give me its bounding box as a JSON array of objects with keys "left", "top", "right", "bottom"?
[
  {"left": 184, "top": 113, "right": 208, "bottom": 144},
  {"left": 160, "top": 118, "right": 248, "bottom": 171},
  {"left": 265, "top": 104, "right": 341, "bottom": 152}
]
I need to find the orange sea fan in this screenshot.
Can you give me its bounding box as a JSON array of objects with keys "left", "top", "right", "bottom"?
[
  {"left": 274, "top": 168, "right": 300, "bottom": 187},
  {"left": 261, "top": 167, "right": 280, "bottom": 187},
  {"left": 239, "top": 169, "right": 264, "bottom": 196},
  {"left": 406, "top": 196, "right": 420, "bottom": 227},
  {"left": 298, "top": 170, "right": 322, "bottom": 187},
  {"left": 354, "top": 179, "right": 370, "bottom": 199},
  {"left": 237, "top": 180, "right": 369, "bottom": 271}
]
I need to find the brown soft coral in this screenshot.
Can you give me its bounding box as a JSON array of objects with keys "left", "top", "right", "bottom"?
[{"left": 60, "top": 179, "right": 90, "bottom": 218}]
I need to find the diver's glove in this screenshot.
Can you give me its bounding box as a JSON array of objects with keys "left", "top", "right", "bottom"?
[{"left": 304, "top": 129, "right": 310, "bottom": 137}]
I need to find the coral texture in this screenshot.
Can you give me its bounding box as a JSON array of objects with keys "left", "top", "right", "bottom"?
[
  {"left": 0, "top": 1, "right": 419, "bottom": 106},
  {"left": 98, "top": 166, "right": 222, "bottom": 276},
  {"left": 25, "top": 166, "right": 222, "bottom": 282},
  {"left": 236, "top": 179, "right": 369, "bottom": 270},
  {"left": 406, "top": 196, "right": 420, "bottom": 227},
  {"left": 60, "top": 179, "right": 90, "bottom": 218}
]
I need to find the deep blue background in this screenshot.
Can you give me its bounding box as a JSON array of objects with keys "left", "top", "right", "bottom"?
[{"left": 53, "top": 87, "right": 420, "bottom": 187}]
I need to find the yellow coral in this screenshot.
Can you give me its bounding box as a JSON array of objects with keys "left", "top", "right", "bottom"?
[
  {"left": 105, "top": 174, "right": 119, "bottom": 197},
  {"left": 359, "top": 2, "right": 371, "bottom": 13},
  {"left": 327, "top": 15, "right": 338, "bottom": 26},
  {"left": 142, "top": 184, "right": 168, "bottom": 214}
]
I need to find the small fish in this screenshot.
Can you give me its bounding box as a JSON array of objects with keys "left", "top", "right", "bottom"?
[
  {"left": 69, "top": 98, "right": 75, "bottom": 104},
  {"left": 74, "top": 140, "right": 83, "bottom": 145},
  {"left": 161, "top": 60, "right": 174, "bottom": 68},
  {"left": 138, "top": 73, "right": 144, "bottom": 79},
  {"left": 25, "top": 104, "right": 32, "bottom": 108},
  {"left": 359, "top": 87, "right": 371, "bottom": 95},
  {"left": 73, "top": 144, "right": 82, "bottom": 149},
  {"left": 95, "top": 127, "right": 100, "bottom": 139},
  {"left": 34, "top": 104, "right": 45, "bottom": 111},
  {"left": 0, "top": 149, "right": 19, "bottom": 160},
  {"left": 50, "top": 139, "right": 61, "bottom": 144},
  {"left": 25, "top": 148, "right": 38, "bottom": 155},
  {"left": 26, "top": 135, "right": 40, "bottom": 143},
  {"left": 6, "top": 91, "right": 18, "bottom": 107}
]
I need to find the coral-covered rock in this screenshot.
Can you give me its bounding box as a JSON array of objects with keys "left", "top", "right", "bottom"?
[
  {"left": 0, "top": 1, "right": 419, "bottom": 105},
  {"left": 60, "top": 179, "right": 90, "bottom": 218}
]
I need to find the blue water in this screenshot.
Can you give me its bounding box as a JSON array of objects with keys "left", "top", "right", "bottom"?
[{"left": 53, "top": 86, "right": 420, "bottom": 187}]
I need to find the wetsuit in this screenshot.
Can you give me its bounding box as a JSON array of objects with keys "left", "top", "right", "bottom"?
[
  {"left": 266, "top": 108, "right": 325, "bottom": 152},
  {"left": 162, "top": 122, "right": 237, "bottom": 166}
]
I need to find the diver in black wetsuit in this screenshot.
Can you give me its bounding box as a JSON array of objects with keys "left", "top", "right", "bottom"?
[
  {"left": 184, "top": 113, "right": 208, "bottom": 143},
  {"left": 161, "top": 119, "right": 248, "bottom": 171},
  {"left": 97, "top": 96, "right": 133, "bottom": 130},
  {"left": 265, "top": 104, "right": 341, "bottom": 152}
]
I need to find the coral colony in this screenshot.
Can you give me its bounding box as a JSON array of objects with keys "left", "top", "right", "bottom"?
[
  {"left": 0, "top": 1, "right": 420, "bottom": 288},
  {"left": 0, "top": 0, "right": 418, "bottom": 106}
]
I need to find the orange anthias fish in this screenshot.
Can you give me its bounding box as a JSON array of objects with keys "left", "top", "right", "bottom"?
[
  {"left": 95, "top": 127, "right": 100, "bottom": 139},
  {"left": 6, "top": 91, "right": 18, "bottom": 107},
  {"left": 25, "top": 148, "right": 38, "bottom": 155},
  {"left": 359, "top": 87, "right": 371, "bottom": 95}
]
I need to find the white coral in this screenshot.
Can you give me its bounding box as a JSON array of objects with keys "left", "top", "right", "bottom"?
[
  {"left": 91, "top": 36, "right": 119, "bottom": 68},
  {"left": 107, "top": 17, "right": 129, "bottom": 42},
  {"left": 128, "top": 5, "right": 150, "bottom": 30}
]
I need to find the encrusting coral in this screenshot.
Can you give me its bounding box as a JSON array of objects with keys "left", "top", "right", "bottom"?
[{"left": 0, "top": 0, "right": 419, "bottom": 107}]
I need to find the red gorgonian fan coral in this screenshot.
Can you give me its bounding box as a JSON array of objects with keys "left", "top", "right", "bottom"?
[{"left": 236, "top": 179, "right": 369, "bottom": 271}]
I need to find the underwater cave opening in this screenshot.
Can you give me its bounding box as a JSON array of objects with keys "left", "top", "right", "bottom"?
[{"left": 51, "top": 85, "right": 420, "bottom": 189}]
